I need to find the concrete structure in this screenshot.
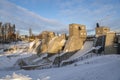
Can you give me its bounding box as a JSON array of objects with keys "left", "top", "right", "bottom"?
[
  {"left": 47, "top": 34, "right": 66, "bottom": 54},
  {"left": 117, "top": 35, "right": 120, "bottom": 54},
  {"left": 64, "top": 23, "right": 87, "bottom": 52},
  {"left": 104, "top": 32, "right": 117, "bottom": 54},
  {"left": 95, "top": 26, "right": 110, "bottom": 37},
  {"left": 40, "top": 31, "right": 55, "bottom": 53},
  {"left": 41, "top": 31, "right": 55, "bottom": 41},
  {"left": 95, "top": 24, "right": 117, "bottom": 54},
  {"left": 30, "top": 33, "right": 66, "bottom": 54},
  {"left": 64, "top": 36, "right": 83, "bottom": 52},
  {"left": 69, "top": 24, "right": 87, "bottom": 41}
]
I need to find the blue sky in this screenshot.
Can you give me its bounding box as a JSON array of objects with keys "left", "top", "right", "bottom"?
[{"left": 0, "top": 0, "right": 120, "bottom": 35}]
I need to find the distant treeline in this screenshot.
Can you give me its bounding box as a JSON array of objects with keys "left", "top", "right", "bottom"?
[{"left": 0, "top": 22, "right": 17, "bottom": 43}]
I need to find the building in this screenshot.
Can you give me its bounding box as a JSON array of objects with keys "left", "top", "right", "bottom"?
[
  {"left": 104, "top": 31, "right": 117, "bottom": 54},
  {"left": 95, "top": 26, "right": 110, "bottom": 37},
  {"left": 64, "top": 23, "right": 87, "bottom": 52},
  {"left": 69, "top": 23, "right": 87, "bottom": 41},
  {"left": 95, "top": 23, "right": 117, "bottom": 54}
]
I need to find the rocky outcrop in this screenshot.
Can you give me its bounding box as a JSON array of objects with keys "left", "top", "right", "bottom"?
[{"left": 69, "top": 23, "right": 87, "bottom": 42}]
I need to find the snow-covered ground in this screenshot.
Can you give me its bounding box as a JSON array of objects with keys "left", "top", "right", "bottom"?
[
  {"left": 0, "top": 41, "right": 30, "bottom": 55},
  {"left": 0, "top": 54, "right": 120, "bottom": 80},
  {"left": 0, "top": 41, "right": 120, "bottom": 80}
]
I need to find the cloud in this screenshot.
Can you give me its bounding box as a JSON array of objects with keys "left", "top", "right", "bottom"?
[
  {"left": 0, "top": 0, "right": 119, "bottom": 35},
  {"left": 58, "top": 0, "right": 120, "bottom": 31},
  {"left": 0, "top": 0, "right": 67, "bottom": 35}
]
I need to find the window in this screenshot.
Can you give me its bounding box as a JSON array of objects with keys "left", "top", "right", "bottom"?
[{"left": 78, "top": 27, "right": 81, "bottom": 30}]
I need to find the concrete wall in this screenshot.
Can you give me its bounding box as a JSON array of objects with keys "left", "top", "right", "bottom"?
[
  {"left": 64, "top": 23, "right": 86, "bottom": 52},
  {"left": 48, "top": 34, "right": 66, "bottom": 54},
  {"left": 64, "top": 36, "right": 83, "bottom": 52},
  {"left": 95, "top": 26, "right": 110, "bottom": 37},
  {"left": 104, "top": 32, "right": 117, "bottom": 54},
  {"left": 40, "top": 31, "right": 55, "bottom": 53},
  {"left": 69, "top": 23, "right": 87, "bottom": 41}
]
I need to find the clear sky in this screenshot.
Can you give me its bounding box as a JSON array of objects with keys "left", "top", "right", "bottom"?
[{"left": 0, "top": 0, "right": 120, "bottom": 35}]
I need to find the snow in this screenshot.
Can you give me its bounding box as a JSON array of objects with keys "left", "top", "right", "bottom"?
[
  {"left": 0, "top": 49, "right": 3, "bottom": 54},
  {"left": 29, "top": 39, "right": 41, "bottom": 54},
  {"left": 0, "top": 41, "right": 120, "bottom": 80},
  {"left": 94, "top": 46, "right": 102, "bottom": 50},
  {"left": 0, "top": 54, "right": 33, "bottom": 70},
  {"left": 48, "top": 52, "right": 66, "bottom": 62},
  {"left": 0, "top": 54, "right": 120, "bottom": 80},
  {"left": 29, "top": 40, "right": 36, "bottom": 49},
  {"left": 32, "top": 54, "right": 48, "bottom": 63},
  {"left": 0, "top": 41, "right": 30, "bottom": 55},
  {"left": 64, "top": 41, "right": 93, "bottom": 62},
  {"left": 1, "top": 72, "right": 32, "bottom": 80}
]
